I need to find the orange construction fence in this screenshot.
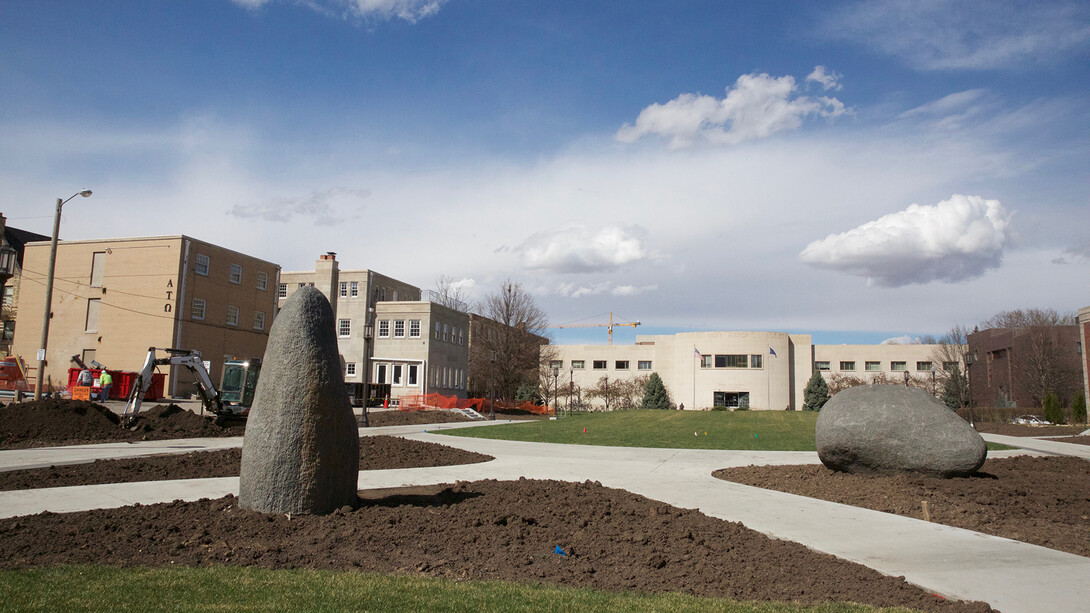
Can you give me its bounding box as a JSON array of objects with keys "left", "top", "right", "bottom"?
[{"left": 398, "top": 393, "right": 554, "bottom": 416}]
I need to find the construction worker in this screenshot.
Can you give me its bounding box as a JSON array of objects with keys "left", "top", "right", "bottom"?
[
  {"left": 76, "top": 367, "right": 92, "bottom": 387},
  {"left": 98, "top": 371, "right": 113, "bottom": 402}
]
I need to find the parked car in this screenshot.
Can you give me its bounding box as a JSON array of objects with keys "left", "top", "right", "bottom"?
[{"left": 1011, "top": 415, "right": 1051, "bottom": 425}]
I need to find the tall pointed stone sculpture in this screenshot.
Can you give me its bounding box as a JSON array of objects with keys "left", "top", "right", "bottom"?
[{"left": 239, "top": 286, "right": 359, "bottom": 514}]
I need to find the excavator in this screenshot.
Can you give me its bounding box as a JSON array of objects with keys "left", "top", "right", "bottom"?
[{"left": 121, "top": 347, "right": 260, "bottom": 426}]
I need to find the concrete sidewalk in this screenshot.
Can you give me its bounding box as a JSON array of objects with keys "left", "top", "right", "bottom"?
[{"left": 1, "top": 424, "right": 1088, "bottom": 613}]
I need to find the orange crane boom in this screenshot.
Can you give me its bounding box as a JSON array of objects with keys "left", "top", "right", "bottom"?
[{"left": 551, "top": 312, "right": 641, "bottom": 345}]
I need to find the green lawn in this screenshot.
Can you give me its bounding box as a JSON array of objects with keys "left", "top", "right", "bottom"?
[
  {"left": 0, "top": 565, "right": 930, "bottom": 613},
  {"left": 447, "top": 410, "right": 1015, "bottom": 452}
]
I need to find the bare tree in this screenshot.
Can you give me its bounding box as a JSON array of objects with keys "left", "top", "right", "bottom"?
[
  {"left": 468, "top": 279, "right": 551, "bottom": 401},
  {"left": 930, "top": 324, "right": 970, "bottom": 404},
  {"left": 1013, "top": 326, "right": 1082, "bottom": 406},
  {"left": 431, "top": 274, "right": 470, "bottom": 311},
  {"left": 981, "top": 308, "right": 1076, "bottom": 328}
]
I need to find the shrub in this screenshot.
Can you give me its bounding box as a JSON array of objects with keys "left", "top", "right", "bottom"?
[
  {"left": 1042, "top": 391, "right": 1064, "bottom": 425},
  {"left": 1072, "top": 393, "right": 1087, "bottom": 425},
  {"left": 803, "top": 369, "right": 830, "bottom": 412}
]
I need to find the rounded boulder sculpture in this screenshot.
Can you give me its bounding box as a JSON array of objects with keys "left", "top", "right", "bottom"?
[
  {"left": 239, "top": 286, "right": 360, "bottom": 514},
  {"left": 815, "top": 385, "right": 986, "bottom": 477}
]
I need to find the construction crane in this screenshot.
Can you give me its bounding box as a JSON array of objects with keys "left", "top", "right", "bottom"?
[{"left": 552, "top": 312, "right": 641, "bottom": 345}]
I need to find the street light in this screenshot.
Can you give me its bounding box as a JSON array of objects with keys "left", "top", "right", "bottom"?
[
  {"left": 963, "top": 351, "right": 975, "bottom": 429},
  {"left": 33, "top": 189, "right": 92, "bottom": 401},
  {"left": 551, "top": 366, "right": 559, "bottom": 417}
]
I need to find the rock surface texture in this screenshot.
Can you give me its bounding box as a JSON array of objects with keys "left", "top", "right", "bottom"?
[
  {"left": 239, "top": 286, "right": 360, "bottom": 514},
  {"left": 815, "top": 385, "right": 986, "bottom": 477}
]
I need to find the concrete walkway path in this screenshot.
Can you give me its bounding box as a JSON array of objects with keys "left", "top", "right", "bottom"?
[{"left": 2, "top": 422, "right": 1089, "bottom": 613}]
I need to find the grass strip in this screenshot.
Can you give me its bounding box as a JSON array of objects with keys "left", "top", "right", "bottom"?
[{"left": 0, "top": 565, "right": 929, "bottom": 613}]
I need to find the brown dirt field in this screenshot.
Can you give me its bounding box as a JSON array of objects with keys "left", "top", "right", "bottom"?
[
  {"left": 714, "top": 455, "right": 1090, "bottom": 558},
  {"left": 0, "top": 479, "right": 990, "bottom": 612},
  {"left": 365, "top": 410, "right": 474, "bottom": 427},
  {"left": 973, "top": 422, "right": 1088, "bottom": 437},
  {"left": 0, "top": 400, "right": 244, "bottom": 449},
  {"left": 0, "top": 436, "right": 493, "bottom": 491}
]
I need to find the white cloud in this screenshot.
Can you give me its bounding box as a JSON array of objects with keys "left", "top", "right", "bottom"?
[
  {"left": 823, "top": 0, "right": 1090, "bottom": 70},
  {"left": 799, "top": 194, "right": 1013, "bottom": 287},
  {"left": 521, "top": 224, "right": 651, "bottom": 274},
  {"left": 611, "top": 284, "right": 657, "bottom": 297},
  {"left": 553, "top": 282, "right": 657, "bottom": 299},
  {"left": 228, "top": 186, "right": 371, "bottom": 224},
  {"left": 898, "top": 89, "right": 989, "bottom": 119},
  {"left": 880, "top": 335, "right": 923, "bottom": 345},
  {"left": 233, "top": 0, "right": 447, "bottom": 22},
  {"left": 616, "top": 69, "right": 847, "bottom": 149},
  {"left": 806, "top": 66, "right": 843, "bottom": 91}
]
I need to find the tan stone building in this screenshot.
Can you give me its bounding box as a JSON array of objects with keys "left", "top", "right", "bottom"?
[
  {"left": 278, "top": 254, "right": 469, "bottom": 406},
  {"left": 549, "top": 331, "right": 958, "bottom": 410},
  {"left": 13, "top": 236, "right": 279, "bottom": 396}
]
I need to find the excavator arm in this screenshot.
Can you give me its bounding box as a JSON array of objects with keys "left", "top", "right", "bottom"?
[{"left": 122, "top": 348, "right": 223, "bottom": 425}]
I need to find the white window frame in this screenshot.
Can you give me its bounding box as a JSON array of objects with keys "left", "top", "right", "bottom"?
[
  {"left": 256, "top": 271, "right": 268, "bottom": 291},
  {"left": 338, "top": 319, "right": 351, "bottom": 337},
  {"left": 350, "top": 281, "right": 358, "bottom": 297},
  {"left": 394, "top": 320, "right": 405, "bottom": 338},
  {"left": 229, "top": 263, "right": 242, "bottom": 285},
  {"left": 339, "top": 282, "right": 348, "bottom": 297},
  {"left": 278, "top": 283, "right": 287, "bottom": 298},
  {"left": 408, "top": 364, "right": 418, "bottom": 386},
  {"left": 392, "top": 364, "right": 403, "bottom": 386},
  {"left": 253, "top": 311, "right": 265, "bottom": 331},
  {"left": 377, "top": 320, "right": 389, "bottom": 338},
  {"left": 192, "top": 298, "right": 206, "bottom": 321},
  {"left": 637, "top": 360, "right": 652, "bottom": 370},
  {"left": 840, "top": 361, "right": 856, "bottom": 371},
  {"left": 226, "top": 305, "right": 239, "bottom": 326},
  {"left": 195, "top": 254, "right": 210, "bottom": 276},
  {"left": 572, "top": 360, "right": 585, "bottom": 370},
  {"left": 409, "top": 319, "right": 421, "bottom": 338},
  {"left": 346, "top": 362, "right": 356, "bottom": 377}
]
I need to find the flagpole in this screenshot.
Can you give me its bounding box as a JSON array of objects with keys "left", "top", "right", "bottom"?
[{"left": 692, "top": 346, "right": 696, "bottom": 410}]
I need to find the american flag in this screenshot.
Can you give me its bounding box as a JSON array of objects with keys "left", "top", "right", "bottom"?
[
  {"left": 769, "top": 347, "right": 777, "bottom": 357},
  {"left": 694, "top": 347, "right": 701, "bottom": 359}
]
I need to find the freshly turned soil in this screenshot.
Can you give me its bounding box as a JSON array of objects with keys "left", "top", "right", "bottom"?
[
  {"left": 365, "top": 410, "right": 474, "bottom": 427},
  {"left": 714, "top": 455, "right": 1090, "bottom": 558},
  {"left": 0, "top": 400, "right": 244, "bottom": 449},
  {"left": 973, "top": 422, "right": 1088, "bottom": 437},
  {"left": 0, "top": 436, "right": 493, "bottom": 491},
  {"left": 0, "top": 479, "right": 991, "bottom": 612}
]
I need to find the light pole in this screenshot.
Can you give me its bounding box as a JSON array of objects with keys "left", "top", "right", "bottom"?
[
  {"left": 551, "top": 366, "right": 559, "bottom": 417},
  {"left": 568, "top": 366, "right": 573, "bottom": 415},
  {"left": 33, "top": 190, "right": 92, "bottom": 401},
  {"left": 963, "top": 351, "right": 975, "bottom": 428}
]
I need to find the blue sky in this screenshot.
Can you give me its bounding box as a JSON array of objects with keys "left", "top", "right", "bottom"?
[{"left": 2, "top": 0, "right": 1088, "bottom": 346}]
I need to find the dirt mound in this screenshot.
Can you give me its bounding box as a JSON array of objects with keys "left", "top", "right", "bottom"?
[
  {"left": 0, "top": 435, "right": 493, "bottom": 491},
  {"left": 0, "top": 479, "right": 990, "bottom": 611},
  {"left": 0, "top": 400, "right": 242, "bottom": 449},
  {"left": 714, "top": 455, "right": 1090, "bottom": 558},
  {"left": 366, "top": 410, "right": 474, "bottom": 427},
  {"left": 973, "top": 422, "right": 1087, "bottom": 437}
]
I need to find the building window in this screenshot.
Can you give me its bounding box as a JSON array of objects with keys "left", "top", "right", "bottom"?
[
  {"left": 714, "top": 391, "right": 750, "bottom": 409},
  {"left": 840, "top": 361, "right": 856, "bottom": 371},
  {"left": 195, "top": 254, "right": 210, "bottom": 276},
  {"left": 750, "top": 355, "right": 763, "bottom": 369},
  {"left": 229, "top": 263, "right": 242, "bottom": 284},
  {"left": 408, "top": 364, "right": 418, "bottom": 386},
  {"left": 715, "top": 354, "right": 748, "bottom": 368},
  {"left": 638, "top": 360, "right": 652, "bottom": 370},
  {"left": 278, "top": 284, "right": 287, "bottom": 298},
  {"left": 409, "top": 320, "right": 421, "bottom": 338},
  {"left": 376, "top": 364, "right": 387, "bottom": 384},
  {"left": 392, "top": 364, "right": 403, "bottom": 385},
  {"left": 815, "top": 361, "right": 830, "bottom": 371},
  {"left": 700, "top": 355, "right": 712, "bottom": 368},
  {"left": 443, "top": 324, "right": 449, "bottom": 342},
  {"left": 942, "top": 361, "right": 959, "bottom": 371},
  {"left": 339, "top": 282, "right": 348, "bottom": 297},
  {"left": 298, "top": 282, "right": 306, "bottom": 288},
  {"left": 615, "top": 360, "right": 629, "bottom": 370},
  {"left": 916, "top": 361, "right": 933, "bottom": 371},
  {"left": 338, "top": 319, "right": 351, "bottom": 337},
  {"left": 891, "top": 361, "right": 907, "bottom": 371},
  {"left": 253, "top": 311, "right": 265, "bottom": 330},
  {"left": 1, "top": 286, "right": 12, "bottom": 306},
  {"left": 550, "top": 360, "right": 563, "bottom": 369},
  {"left": 346, "top": 362, "right": 356, "bottom": 377},
  {"left": 226, "top": 305, "right": 239, "bottom": 326},
  {"left": 593, "top": 360, "right": 607, "bottom": 370},
  {"left": 434, "top": 322, "right": 441, "bottom": 339},
  {"left": 90, "top": 251, "right": 106, "bottom": 287},
  {"left": 191, "top": 298, "right": 206, "bottom": 321},
  {"left": 394, "top": 320, "right": 405, "bottom": 337},
  {"left": 572, "top": 360, "right": 585, "bottom": 369},
  {"left": 85, "top": 298, "right": 100, "bottom": 332},
  {"left": 392, "top": 290, "right": 398, "bottom": 301},
  {"left": 350, "top": 281, "right": 358, "bottom": 297},
  {"left": 865, "top": 361, "right": 882, "bottom": 371},
  {"left": 377, "top": 320, "right": 389, "bottom": 338},
  {"left": 256, "top": 271, "right": 268, "bottom": 291},
  {"left": 1, "top": 320, "right": 13, "bottom": 343},
  {"left": 459, "top": 328, "right": 464, "bottom": 345}
]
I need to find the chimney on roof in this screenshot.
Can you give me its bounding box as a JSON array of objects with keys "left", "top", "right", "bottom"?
[{"left": 320, "top": 252, "right": 337, "bottom": 261}]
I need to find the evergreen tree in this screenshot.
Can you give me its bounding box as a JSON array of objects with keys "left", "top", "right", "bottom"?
[
  {"left": 640, "top": 372, "right": 671, "bottom": 410},
  {"left": 941, "top": 364, "right": 969, "bottom": 409},
  {"left": 1072, "top": 393, "right": 1087, "bottom": 425},
  {"left": 803, "top": 369, "right": 830, "bottom": 412},
  {"left": 1042, "top": 391, "right": 1064, "bottom": 425}
]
